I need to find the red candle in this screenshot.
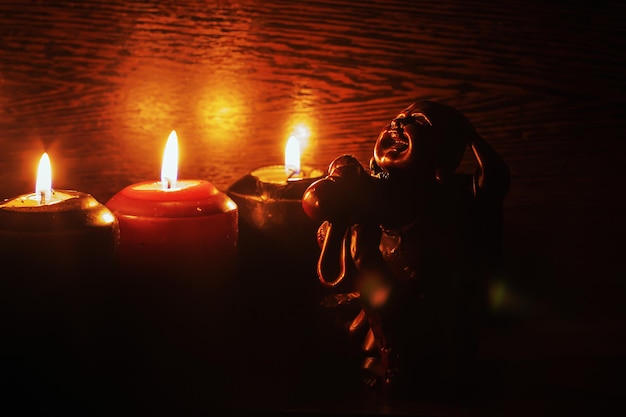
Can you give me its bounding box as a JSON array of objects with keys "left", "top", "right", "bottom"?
[{"left": 106, "top": 130, "right": 238, "bottom": 286}]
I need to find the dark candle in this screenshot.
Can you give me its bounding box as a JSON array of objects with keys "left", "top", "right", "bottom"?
[
  {"left": 227, "top": 135, "right": 324, "bottom": 252},
  {"left": 0, "top": 153, "right": 120, "bottom": 407},
  {"left": 0, "top": 152, "right": 119, "bottom": 284},
  {"left": 226, "top": 133, "right": 330, "bottom": 389}
]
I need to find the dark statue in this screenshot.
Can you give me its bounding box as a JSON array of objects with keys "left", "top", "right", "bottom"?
[{"left": 302, "top": 100, "right": 510, "bottom": 397}]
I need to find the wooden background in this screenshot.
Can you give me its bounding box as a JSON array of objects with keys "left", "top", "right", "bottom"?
[{"left": 1, "top": 0, "right": 625, "bottom": 415}]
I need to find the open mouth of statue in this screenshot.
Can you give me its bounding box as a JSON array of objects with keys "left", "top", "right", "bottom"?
[{"left": 388, "top": 130, "right": 409, "bottom": 152}]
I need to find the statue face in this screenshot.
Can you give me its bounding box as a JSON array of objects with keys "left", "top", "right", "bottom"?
[{"left": 373, "top": 104, "right": 436, "bottom": 176}]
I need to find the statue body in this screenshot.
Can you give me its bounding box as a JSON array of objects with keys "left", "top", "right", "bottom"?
[{"left": 303, "top": 101, "right": 510, "bottom": 396}]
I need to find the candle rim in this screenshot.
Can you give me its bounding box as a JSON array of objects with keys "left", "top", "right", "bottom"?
[
  {"left": 227, "top": 166, "right": 325, "bottom": 202},
  {"left": 0, "top": 189, "right": 88, "bottom": 211},
  {"left": 0, "top": 190, "right": 117, "bottom": 232},
  {"left": 106, "top": 179, "right": 238, "bottom": 218},
  {"left": 132, "top": 179, "right": 204, "bottom": 193},
  {"left": 250, "top": 164, "right": 325, "bottom": 184}
]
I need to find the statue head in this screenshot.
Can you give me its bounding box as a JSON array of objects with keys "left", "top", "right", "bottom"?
[{"left": 372, "top": 100, "right": 472, "bottom": 184}]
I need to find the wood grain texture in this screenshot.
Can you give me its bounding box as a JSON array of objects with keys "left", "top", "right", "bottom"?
[{"left": 1, "top": 0, "right": 625, "bottom": 415}]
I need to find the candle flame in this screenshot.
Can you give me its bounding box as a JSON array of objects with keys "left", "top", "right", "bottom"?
[
  {"left": 161, "top": 130, "right": 178, "bottom": 190},
  {"left": 292, "top": 124, "right": 310, "bottom": 144},
  {"left": 284, "top": 135, "right": 301, "bottom": 176},
  {"left": 35, "top": 153, "right": 52, "bottom": 205}
]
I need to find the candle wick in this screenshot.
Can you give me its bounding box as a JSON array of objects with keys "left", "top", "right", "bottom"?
[
  {"left": 286, "top": 167, "right": 303, "bottom": 182},
  {"left": 163, "top": 177, "right": 172, "bottom": 189},
  {"left": 39, "top": 190, "right": 46, "bottom": 205}
]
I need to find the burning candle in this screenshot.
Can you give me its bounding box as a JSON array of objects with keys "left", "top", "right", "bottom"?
[
  {"left": 0, "top": 152, "right": 120, "bottom": 404},
  {"left": 227, "top": 130, "right": 325, "bottom": 261},
  {"left": 226, "top": 131, "right": 327, "bottom": 369},
  {"left": 105, "top": 131, "right": 239, "bottom": 402},
  {"left": 105, "top": 130, "right": 238, "bottom": 285},
  {"left": 245, "top": 135, "right": 317, "bottom": 184},
  {"left": 0, "top": 152, "right": 119, "bottom": 277}
]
